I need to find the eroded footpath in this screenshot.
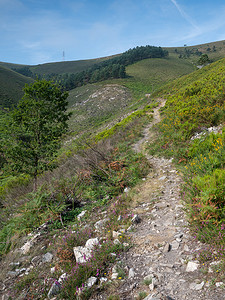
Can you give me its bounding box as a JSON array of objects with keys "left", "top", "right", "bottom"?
[{"left": 94, "top": 100, "right": 224, "bottom": 300}]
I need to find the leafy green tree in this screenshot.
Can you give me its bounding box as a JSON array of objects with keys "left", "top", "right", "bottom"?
[
  {"left": 7, "top": 79, "right": 71, "bottom": 190},
  {"left": 198, "top": 54, "right": 210, "bottom": 65}
]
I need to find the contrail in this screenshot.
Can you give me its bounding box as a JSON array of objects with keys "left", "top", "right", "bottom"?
[{"left": 170, "top": 0, "right": 199, "bottom": 30}]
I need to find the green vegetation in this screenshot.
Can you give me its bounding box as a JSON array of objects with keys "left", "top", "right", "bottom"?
[
  {"left": 165, "top": 40, "right": 225, "bottom": 63},
  {"left": 0, "top": 65, "right": 33, "bottom": 108},
  {"left": 148, "top": 56, "right": 225, "bottom": 274},
  {"left": 1, "top": 40, "right": 225, "bottom": 298},
  {"left": 0, "top": 103, "right": 151, "bottom": 298},
  {"left": 40, "top": 45, "right": 168, "bottom": 91},
  {"left": 198, "top": 53, "right": 210, "bottom": 65},
  {"left": 2, "top": 79, "right": 71, "bottom": 190}
]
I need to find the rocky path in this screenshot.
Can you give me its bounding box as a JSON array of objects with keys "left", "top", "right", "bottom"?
[{"left": 104, "top": 100, "right": 224, "bottom": 299}]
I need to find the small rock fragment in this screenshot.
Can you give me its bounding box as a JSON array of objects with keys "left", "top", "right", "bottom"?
[
  {"left": 189, "top": 281, "right": 204, "bottom": 290},
  {"left": 171, "top": 240, "right": 179, "bottom": 250},
  {"left": 128, "top": 268, "right": 135, "bottom": 279},
  {"left": 42, "top": 252, "right": 53, "bottom": 263},
  {"left": 131, "top": 214, "right": 141, "bottom": 224},
  {"left": 186, "top": 261, "right": 199, "bottom": 272},
  {"left": 85, "top": 237, "right": 99, "bottom": 249},
  {"left": 216, "top": 282, "right": 223, "bottom": 288},
  {"left": 124, "top": 187, "right": 130, "bottom": 193},
  {"left": 94, "top": 218, "right": 109, "bottom": 231},
  {"left": 85, "top": 276, "right": 97, "bottom": 288},
  {"left": 163, "top": 243, "right": 171, "bottom": 253},
  {"left": 73, "top": 246, "right": 92, "bottom": 264},
  {"left": 77, "top": 210, "right": 86, "bottom": 221},
  {"left": 114, "top": 239, "right": 121, "bottom": 245}
]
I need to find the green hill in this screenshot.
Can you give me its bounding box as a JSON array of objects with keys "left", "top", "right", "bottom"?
[
  {"left": 0, "top": 65, "right": 33, "bottom": 108},
  {"left": 165, "top": 40, "right": 225, "bottom": 63},
  {"left": 0, "top": 54, "right": 119, "bottom": 76}
]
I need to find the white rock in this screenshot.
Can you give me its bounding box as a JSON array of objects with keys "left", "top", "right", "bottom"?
[
  {"left": 85, "top": 237, "right": 99, "bottom": 250},
  {"left": 163, "top": 243, "right": 171, "bottom": 253},
  {"left": 183, "top": 244, "right": 190, "bottom": 252},
  {"left": 77, "top": 210, "right": 86, "bottom": 221},
  {"left": 85, "top": 276, "right": 97, "bottom": 288},
  {"left": 216, "top": 282, "right": 224, "bottom": 288},
  {"left": 20, "top": 241, "right": 32, "bottom": 254},
  {"left": 20, "top": 233, "right": 40, "bottom": 254},
  {"left": 111, "top": 272, "right": 118, "bottom": 280},
  {"left": 190, "top": 281, "right": 204, "bottom": 290},
  {"left": 112, "top": 231, "right": 121, "bottom": 239},
  {"left": 131, "top": 214, "right": 141, "bottom": 224},
  {"left": 128, "top": 268, "right": 135, "bottom": 278},
  {"left": 171, "top": 240, "right": 180, "bottom": 250},
  {"left": 42, "top": 252, "right": 53, "bottom": 263},
  {"left": 186, "top": 261, "right": 199, "bottom": 272},
  {"left": 100, "top": 277, "right": 108, "bottom": 283},
  {"left": 124, "top": 187, "right": 130, "bottom": 193},
  {"left": 73, "top": 246, "right": 92, "bottom": 263},
  {"left": 114, "top": 239, "right": 121, "bottom": 245},
  {"left": 58, "top": 273, "right": 67, "bottom": 284},
  {"left": 117, "top": 215, "right": 122, "bottom": 221},
  {"left": 149, "top": 279, "right": 155, "bottom": 291},
  {"left": 94, "top": 218, "right": 109, "bottom": 231}
]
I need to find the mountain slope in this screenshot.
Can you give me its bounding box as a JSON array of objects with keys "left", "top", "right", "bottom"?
[
  {"left": 0, "top": 54, "right": 119, "bottom": 76},
  {"left": 0, "top": 65, "right": 33, "bottom": 108}
]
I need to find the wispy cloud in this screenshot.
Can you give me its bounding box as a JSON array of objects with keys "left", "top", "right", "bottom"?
[{"left": 170, "top": 0, "right": 199, "bottom": 31}]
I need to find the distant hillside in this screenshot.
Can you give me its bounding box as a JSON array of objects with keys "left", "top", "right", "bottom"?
[
  {"left": 0, "top": 54, "right": 119, "bottom": 76},
  {"left": 165, "top": 40, "right": 225, "bottom": 64},
  {"left": 0, "top": 66, "right": 33, "bottom": 109}
]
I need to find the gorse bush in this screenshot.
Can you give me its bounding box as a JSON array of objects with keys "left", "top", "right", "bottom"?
[
  {"left": 157, "top": 59, "right": 225, "bottom": 147},
  {"left": 183, "top": 131, "right": 225, "bottom": 228}
]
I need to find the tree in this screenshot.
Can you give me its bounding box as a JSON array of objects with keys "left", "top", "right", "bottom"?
[
  {"left": 198, "top": 54, "right": 210, "bottom": 65},
  {"left": 7, "top": 79, "right": 71, "bottom": 190}
]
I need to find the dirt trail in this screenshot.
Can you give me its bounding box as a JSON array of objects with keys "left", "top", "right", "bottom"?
[{"left": 102, "top": 99, "right": 224, "bottom": 299}]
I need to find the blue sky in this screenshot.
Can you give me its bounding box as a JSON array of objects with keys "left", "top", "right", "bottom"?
[{"left": 1, "top": 0, "right": 225, "bottom": 65}]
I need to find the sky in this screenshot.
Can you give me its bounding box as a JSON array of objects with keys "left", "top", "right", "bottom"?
[{"left": 1, "top": 0, "right": 225, "bottom": 65}]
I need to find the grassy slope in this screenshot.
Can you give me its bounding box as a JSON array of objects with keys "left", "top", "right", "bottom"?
[
  {"left": 1, "top": 40, "right": 225, "bottom": 78},
  {"left": 148, "top": 57, "right": 225, "bottom": 270},
  {"left": 0, "top": 54, "right": 119, "bottom": 76},
  {"left": 65, "top": 55, "right": 196, "bottom": 139},
  {"left": 165, "top": 40, "right": 225, "bottom": 63},
  {"left": 0, "top": 65, "right": 33, "bottom": 108}
]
